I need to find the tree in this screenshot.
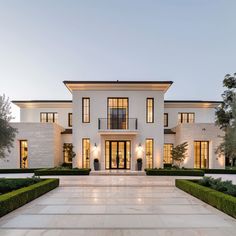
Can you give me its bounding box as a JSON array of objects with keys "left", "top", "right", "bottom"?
[
  {"left": 216, "top": 73, "right": 236, "bottom": 129},
  {"left": 0, "top": 94, "right": 18, "bottom": 158},
  {"left": 217, "top": 97, "right": 236, "bottom": 166},
  {"left": 171, "top": 142, "right": 188, "bottom": 168},
  {"left": 63, "top": 143, "right": 76, "bottom": 164}
]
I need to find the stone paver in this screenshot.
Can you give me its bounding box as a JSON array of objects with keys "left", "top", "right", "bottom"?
[{"left": 0, "top": 176, "right": 236, "bottom": 235}]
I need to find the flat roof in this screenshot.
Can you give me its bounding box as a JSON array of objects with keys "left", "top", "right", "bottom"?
[
  {"left": 12, "top": 99, "right": 222, "bottom": 104},
  {"left": 63, "top": 80, "right": 173, "bottom": 92},
  {"left": 63, "top": 80, "right": 173, "bottom": 84}
]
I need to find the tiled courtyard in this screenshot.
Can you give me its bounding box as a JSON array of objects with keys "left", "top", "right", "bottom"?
[{"left": 0, "top": 175, "right": 236, "bottom": 235}]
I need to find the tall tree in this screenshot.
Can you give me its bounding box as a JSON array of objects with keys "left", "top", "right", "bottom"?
[
  {"left": 216, "top": 73, "right": 236, "bottom": 129},
  {"left": 0, "top": 94, "right": 18, "bottom": 158},
  {"left": 217, "top": 97, "right": 236, "bottom": 166}
]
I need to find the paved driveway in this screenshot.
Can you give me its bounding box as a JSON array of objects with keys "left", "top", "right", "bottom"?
[{"left": 0, "top": 176, "right": 236, "bottom": 236}]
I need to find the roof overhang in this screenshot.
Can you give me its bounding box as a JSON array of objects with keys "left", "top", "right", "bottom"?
[
  {"left": 12, "top": 100, "right": 72, "bottom": 108},
  {"left": 164, "top": 100, "right": 222, "bottom": 108},
  {"left": 63, "top": 81, "right": 173, "bottom": 93}
]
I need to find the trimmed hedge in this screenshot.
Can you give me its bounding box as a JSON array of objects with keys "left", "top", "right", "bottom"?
[
  {"left": 0, "top": 168, "right": 40, "bottom": 173},
  {"left": 34, "top": 168, "right": 91, "bottom": 176},
  {"left": 176, "top": 179, "right": 236, "bottom": 219},
  {"left": 145, "top": 169, "right": 204, "bottom": 176},
  {"left": 203, "top": 169, "right": 236, "bottom": 174},
  {"left": 0, "top": 178, "right": 59, "bottom": 217}
]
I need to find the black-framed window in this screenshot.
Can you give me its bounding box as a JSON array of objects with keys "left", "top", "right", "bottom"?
[
  {"left": 164, "top": 143, "right": 173, "bottom": 164},
  {"left": 82, "top": 138, "right": 90, "bottom": 168},
  {"left": 178, "top": 113, "right": 195, "bottom": 124},
  {"left": 82, "top": 98, "right": 90, "bottom": 123},
  {"left": 107, "top": 98, "right": 129, "bottom": 129},
  {"left": 20, "top": 140, "right": 28, "bottom": 168},
  {"left": 146, "top": 98, "right": 154, "bottom": 123},
  {"left": 194, "top": 141, "right": 209, "bottom": 169},
  {"left": 68, "top": 113, "right": 72, "bottom": 127},
  {"left": 145, "top": 139, "right": 153, "bottom": 168},
  {"left": 40, "top": 112, "right": 58, "bottom": 123},
  {"left": 164, "top": 113, "right": 168, "bottom": 127}
]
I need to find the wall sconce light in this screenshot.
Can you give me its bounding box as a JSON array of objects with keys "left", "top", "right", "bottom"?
[
  {"left": 94, "top": 143, "right": 97, "bottom": 148},
  {"left": 138, "top": 143, "right": 142, "bottom": 151}
]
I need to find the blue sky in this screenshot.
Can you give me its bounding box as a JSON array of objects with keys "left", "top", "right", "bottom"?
[{"left": 0, "top": 0, "right": 235, "bottom": 119}]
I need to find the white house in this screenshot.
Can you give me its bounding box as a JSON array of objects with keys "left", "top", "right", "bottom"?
[{"left": 1, "top": 81, "right": 225, "bottom": 170}]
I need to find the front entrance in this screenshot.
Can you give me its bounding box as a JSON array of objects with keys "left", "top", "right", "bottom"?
[{"left": 105, "top": 141, "right": 131, "bottom": 169}]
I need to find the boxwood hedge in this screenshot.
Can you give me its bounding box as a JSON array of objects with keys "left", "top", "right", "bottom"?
[
  {"left": 0, "top": 168, "right": 40, "bottom": 173},
  {"left": 34, "top": 168, "right": 91, "bottom": 176},
  {"left": 0, "top": 178, "right": 59, "bottom": 217},
  {"left": 145, "top": 169, "right": 204, "bottom": 176},
  {"left": 176, "top": 179, "right": 236, "bottom": 219}
]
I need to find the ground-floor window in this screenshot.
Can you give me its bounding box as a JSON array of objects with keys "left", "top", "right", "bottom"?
[
  {"left": 194, "top": 141, "right": 209, "bottom": 169},
  {"left": 82, "top": 139, "right": 90, "bottom": 168},
  {"left": 164, "top": 143, "right": 173, "bottom": 164},
  {"left": 63, "top": 143, "right": 73, "bottom": 163},
  {"left": 20, "top": 140, "right": 28, "bottom": 168},
  {"left": 145, "top": 139, "right": 153, "bottom": 168},
  {"left": 105, "top": 140, "right": 131, "bottom": 169}
]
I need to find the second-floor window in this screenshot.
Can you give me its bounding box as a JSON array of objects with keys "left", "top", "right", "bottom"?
[
  {"left": 146, "top": 98, "right": 154, "bottom": 123},
  {"left": 68, "top": 113, "right": 72, "bottom": 127},
  {"left": 178, "top": 112, "right": 195, "bottom": 124},
  {"left": 108, "top": 98, "right": 128, "bottom": 129},
  {"left": 82, "top": 98, "right": 90, "bottom": 123},
  {"left": 40, "top": 112, "right": 58, "bottom": 123},
  {"left": 164, "top": 113, "right": 168, "bottom": 127}
]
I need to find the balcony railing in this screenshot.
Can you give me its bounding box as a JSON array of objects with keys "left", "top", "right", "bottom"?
[{"left": 98, "top": 118, "right": 138, "bottom": 131}]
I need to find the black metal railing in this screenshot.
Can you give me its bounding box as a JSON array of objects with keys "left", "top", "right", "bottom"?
[{"left": 98, "top": 118, "right": 138, "bottom": 130}]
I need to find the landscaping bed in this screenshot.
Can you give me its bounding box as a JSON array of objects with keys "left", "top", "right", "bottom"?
[
  {"left": 145, "top": 168, "right": 204, "bottom": 176},
  {"left": 201, "top": 169, "right": 236, "bottom": 174},
  {"left": 176, "top": 178, "right": 236, "bottom": 219},
  {"left": 0, "top": 178, "right": 59, "bottom": 217},
  {"left": 0, "top": 168, "right": 40, "bottom": 173},
  {"left": 34, "top": 168, "right": 91, "bottom": 176}
]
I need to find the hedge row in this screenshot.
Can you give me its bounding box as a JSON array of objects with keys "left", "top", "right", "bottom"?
[
  {"left": 34, "top": 168, "right": 91, "bottom": 176},
  {"left": 0, "top": 178, "right": 59, "bottom": 217},
  {"left": 145, "top": 169, "right": 204, "bottom": 176},
  {"left": 0, "top": 169, "right": 40, "bottom": 173},
  {"left": 175, "top": 179, "right": 236, "bottom": 219},
  {"left": 202, "top": 169, "right": 236, "bottom": 174}
]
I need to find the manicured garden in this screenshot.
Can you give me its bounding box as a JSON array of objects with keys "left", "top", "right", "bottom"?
[
  {"left": 145, "top": 168, "right": 205, "bottom": 176},
  {"left": 0, "top": 177, "right": 59, "bottom": 217},
  {"left": 34, "top": 167, "right": 91, "bottom": 176},
  {"left": 176, "top": 177, "right": 236, "bottom": 219}
]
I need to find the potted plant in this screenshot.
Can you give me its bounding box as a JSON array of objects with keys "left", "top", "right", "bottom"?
[
  {"left": 94, "top": 158, "right": 99, "bottom": 171},
  {"left": 137, "top": 158, "right": 142, "bottom": 171}
]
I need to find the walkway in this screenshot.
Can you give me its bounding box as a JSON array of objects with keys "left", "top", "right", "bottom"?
[{"left": 0, "top": 176, "right": 236, "bottom": 235}]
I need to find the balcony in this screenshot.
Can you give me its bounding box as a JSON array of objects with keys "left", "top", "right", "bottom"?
[{"left": 98, "top": 118, "right": 138, "bottom": 135}]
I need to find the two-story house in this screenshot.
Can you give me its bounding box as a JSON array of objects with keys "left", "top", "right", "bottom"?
[{"left": 1, "top": 81, "right": 225, "bottom": 170}]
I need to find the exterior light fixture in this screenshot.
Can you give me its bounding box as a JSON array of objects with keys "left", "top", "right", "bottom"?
[{"left": 94, "top": 143, "right": 97, "bottom": 148}]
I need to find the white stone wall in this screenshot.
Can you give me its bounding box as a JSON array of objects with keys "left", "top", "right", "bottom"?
[
  {"left": 0, "top": 123, "right": 64, "bottom": 169},
  {"left": 174, "top": 123, "right": 225, "bottom": 169},
  {"left": 72, "top": 90, "right": 164, "bottom": 170},
  {"left": 20, "top": 107, "right": 72, "bottom": 128},
  {"left": 164, "top": 107, "right": 216, "bottom": 129}
]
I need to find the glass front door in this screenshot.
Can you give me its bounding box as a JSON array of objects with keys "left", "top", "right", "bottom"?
[{"left": 105, "top": 141, "right": 130, "bottom": 169}]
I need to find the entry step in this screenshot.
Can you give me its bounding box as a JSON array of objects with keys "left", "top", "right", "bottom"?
[{"left": 90, "top": 170, "right": 146, "bottom": 176}]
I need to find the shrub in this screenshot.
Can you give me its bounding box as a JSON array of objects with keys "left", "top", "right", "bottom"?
[
  {"left": 176, "top": 179, "right": 236, "bottom": 219},
  {"left": 34, "top": 168, "right": 91, "bottom": 176},
  {"left": 198, "top": 176, "right": 236, "bottom": 197},
  {"left": 0, "top": 178, "right": 59, "bottom": 217},
  {"left": 163, "top": 163, "right": 172, "bottom": 169},
  {"left": 61, "top": 162, "right": 72, "bottom": 168},
  {"left": 145, "top": 169, "right": 204, "bottom": 176},
  {"left": 0, "top": 168, "right": 39, "bottom": 173},
  {"left": 0, "top": 177, "right": 42, "bottom": 194}
]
